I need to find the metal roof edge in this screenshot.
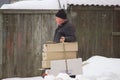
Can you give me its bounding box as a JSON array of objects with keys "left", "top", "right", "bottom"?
[{"left": 68, "top": 4, "right": 120, "bottom": 7}]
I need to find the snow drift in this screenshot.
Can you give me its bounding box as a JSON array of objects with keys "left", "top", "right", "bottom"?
[
  {"left": 2, "top": 56, "right": 120, "bottom": 80},
  {"left": 0, "top": 0, "right": 62, "bottom": 9}
]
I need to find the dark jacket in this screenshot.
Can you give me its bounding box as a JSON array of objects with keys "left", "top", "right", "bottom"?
[{"left": 53, "top": 21, "right": 76, "bottom": 43}]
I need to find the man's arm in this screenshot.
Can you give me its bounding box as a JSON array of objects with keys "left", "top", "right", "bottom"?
[{"left": 63, "top": 25, "right": 76, "bottom": 42}]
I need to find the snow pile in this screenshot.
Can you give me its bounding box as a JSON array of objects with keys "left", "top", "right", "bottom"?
[
  {"left": 82, "top": 56, "right": 120, "bottom": 77},
  {"left": 55, "top": 73, "right": 73, "bottom": 80},
  {"left": 2, "top": 56, "right": 120, "bottom": 80},
  {"left": 1, "top": 0, "right": 120, "bottom": 10},
  {"left": 44, "top": 75, "right": 55, "bottom": 80},
  {"left": 44, "top": 73, "right": 88, "bottom": 80},
  {"left": 0, "top": 0, "right": 61, "bottom": 9},
  {"left": 2, "top": 76, "right": 44, "bottom": 80}
]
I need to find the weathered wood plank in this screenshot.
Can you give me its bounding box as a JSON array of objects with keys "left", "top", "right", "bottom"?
[
  {"left": 0, "top": 13, "right": 3, "bottom": 79},
  {"left": 2, "top": 14, "right": 16, "bottom": 78},
  {"left": 1, "top": 10, "right": 58, "bottom": 14},
  {"left": 113, "top": 10, "right": 120, "bottom": 58},
  {"left": 70, "top": 6, "right": 116, "bottom": 60},
  {"left": 0, "top": 13, "right": 2, "bottom": 64},
  {"left": 2, "top": 11, "right": 57, "bottom": 78},
  {"left": 112, "top": 32, "right": 120, "bottom": 36},
  {"left": 113, "top": 37, "right": 120, "bottom": 58}
]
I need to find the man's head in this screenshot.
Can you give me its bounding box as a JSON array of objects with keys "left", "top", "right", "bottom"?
[{"left": 55, "top": 9, "right": 67, "bottom": 25}]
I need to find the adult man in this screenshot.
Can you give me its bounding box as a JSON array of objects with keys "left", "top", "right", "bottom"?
[{"left": 53, "top": 9, "right": 76, "bottom": 43}]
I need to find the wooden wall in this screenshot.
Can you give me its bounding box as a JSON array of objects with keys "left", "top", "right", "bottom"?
[
  {"left": 1, "top": 10, "right": 57, "bottom": 78},
  {"left": 68, "top": 6, "right": 120, "bottom": 60},
  {"left": 10, "top": 0, "right": 17, "bottom": 3},
  {"left": 0, "top": 13, "right": 3, "bottom": 79},
  {"left": 113, "top": 9, "right": 120, "bottom": 58}
]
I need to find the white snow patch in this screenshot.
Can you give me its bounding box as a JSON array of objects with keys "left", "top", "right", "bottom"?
[
  {"left": 2, "top": 56, "right": 120, "bottom": 80},
  {"left": 2, "top": 76, "right": 44, "bottom": 80},
  {"left": 0, "top": 0, "right": 61, "bottom": 9},
  {"left": 83, "top": 56, "right": 120, "bottom": 77},
  {"left": 1, "top": 0, "right": 120, "bottom": 10}
]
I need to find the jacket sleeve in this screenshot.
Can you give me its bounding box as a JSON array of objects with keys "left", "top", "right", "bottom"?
[{"left": 64, "top": 25, "right": 76, "bottom": 42}]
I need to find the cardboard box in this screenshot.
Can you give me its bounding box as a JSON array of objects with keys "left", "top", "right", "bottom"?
[
  {"left": 42, "top": 51, "right": 77, "bottom": 61},
  {"left": 42, "top": 42, "right": 79, "bottom": 69},
  {"left": 43, "top": 42, "right": 78, "bottom": 52},
  {"left": 50, "top": 58, "right": 82, "bottom": 76},
  {"left": 42, "top": 61, "right": 50, "bottom": 69}
]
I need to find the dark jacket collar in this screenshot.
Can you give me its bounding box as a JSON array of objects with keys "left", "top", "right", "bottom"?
[
  {"left": 58, "top": 20, "right": 68, "bottom": 28},
  {"left": 61, "top": 20, "right": 68, "bottom": 26}
]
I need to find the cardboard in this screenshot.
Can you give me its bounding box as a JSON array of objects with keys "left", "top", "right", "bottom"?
[
  {"left": 43, "top": 42, "right": 78, "bottom": 52},
  {"left": 50, "top": 58, "right": 82, "bottom": 76},
  {"left": 42, "top": 51, "right": 77, "bottom": 60},
  {"left": 42, "top": 42, "right": 79, "bottom": 69},
  {"left": 42, "top": 61, "right": 50, "bottom": 69}
]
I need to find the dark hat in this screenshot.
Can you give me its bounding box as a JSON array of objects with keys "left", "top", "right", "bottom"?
[{"left": 56, "top": 9, "right": 67, "bottom": 19}]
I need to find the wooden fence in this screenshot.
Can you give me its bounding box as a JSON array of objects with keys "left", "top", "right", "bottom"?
[
  {"left": 68, "top": 6, "right": 120, "bottom": 60},
  {"left": 1, "top": 10, "right": 57, "bottom": 78},
  {"left": 0, "top": 13, "right": 3, "bottom": 79}
]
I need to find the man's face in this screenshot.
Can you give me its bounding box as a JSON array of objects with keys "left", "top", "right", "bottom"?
[{"left": 56, "top": 17, "right": 65, "bottom": 25}]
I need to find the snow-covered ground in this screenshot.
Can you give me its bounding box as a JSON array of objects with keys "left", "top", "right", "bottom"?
[{"left": 2, "top": 56, "right": 120, "bottom": 80}]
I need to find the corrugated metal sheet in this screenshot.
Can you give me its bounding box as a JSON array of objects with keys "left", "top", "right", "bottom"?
[{"left": 66, "top": 0, "right": 120, "bottom": 6}]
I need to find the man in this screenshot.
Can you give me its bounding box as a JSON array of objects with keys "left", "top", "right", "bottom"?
[{"left": 53, "top": 9, "right": 76, "bottom": 43}]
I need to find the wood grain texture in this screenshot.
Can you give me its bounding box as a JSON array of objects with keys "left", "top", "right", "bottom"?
[
  {"left": 0, "top": 13, "right": 2, "bottom": 79},
  {"left": 69, "top": 6, "right": 120, "bottom": 60},
  {"left": 2, "top": 10, "right": 57, "bottom": 78}
]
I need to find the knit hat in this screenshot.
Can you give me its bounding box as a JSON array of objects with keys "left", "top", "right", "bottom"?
[{"left": 56, "top": 9, "right": 67, "bottom": 19}]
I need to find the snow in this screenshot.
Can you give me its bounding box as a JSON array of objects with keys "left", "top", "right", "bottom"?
[
  {"left": 82, "top": 56, "right": 120, "bottom": 77},
  {"left": 2, "top": 76, "right": 44, "bottom": 80},
  {"left": 0, "top": 0, "right": 62, "bottom": 9},
  {"left": 2, "top": 56, "right": 120, "bottom": 80},
  {"left": 1, "top": 0, "right": 120, "bottom": 10}
]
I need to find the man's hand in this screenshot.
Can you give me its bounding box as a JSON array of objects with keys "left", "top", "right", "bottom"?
[{"left": 60, "top": 36, "right": 65, "bottom": 43}]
